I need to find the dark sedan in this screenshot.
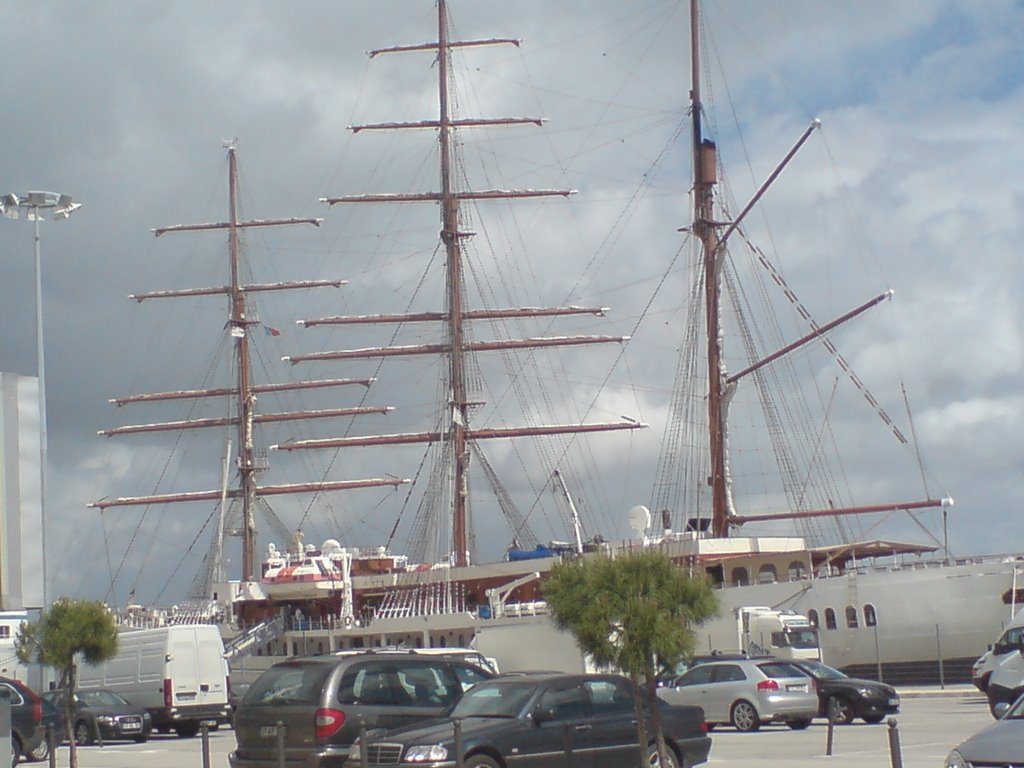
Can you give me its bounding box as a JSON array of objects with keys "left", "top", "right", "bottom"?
[
  {"left": 347, "top": 672, "right": 711, "bottom": 768},
  {"left": 42, "top": 688, "right": 152, "bottom": 744},
  {"left": 790, "top": 660, "right": 899, "bottom": 724}
]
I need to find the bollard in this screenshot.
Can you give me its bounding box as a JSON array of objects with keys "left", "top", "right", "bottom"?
[
  {"left": 276, "top": 720, "right": 286, "bottom": 768},
  {"left": 453, "top": 717, "right": 464, "bottom": 768},
  {"left": 94, "top": 717, "right": 104, "bottom": 748},
  {"left": 46, "top": 724, "right": 56, "bottom": 768},
  {"left": 563, "top": 723, "right": 573, "bottom": 768},
  {"left": 358, "top": 717, "right": 368, "bottom": 768},
  {"left": 201, "top": 723, "right": 211, "bottom": 768},
  {"left": 887, "top": 718, "right": 903, "bottom": 768},
  {"left": 825, "top": 718, "right": 834, "bottom": 756}
]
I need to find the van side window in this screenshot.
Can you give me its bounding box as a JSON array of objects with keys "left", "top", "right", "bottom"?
[
  {"left": 340, "top": 664, "right": 414, "bottom": 707},
  {"left": 397, "top": 663, "right": 460, "bottom": 708}
]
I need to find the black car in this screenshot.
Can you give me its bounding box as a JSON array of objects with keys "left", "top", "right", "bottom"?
[
  {"left": 0, "top": 676, "right": 47, "bottom": 764},
  {"left": 230, "top": 650, "right": 495, "bottom": 768},
  {"left": 347, "top": 672, "right": 712, "bottom": 768},
  {"left": 790, "top": 660, "right": 899, "bottom": 724},
  {"left": 42, "top": 688, "right": 153, "bottom": 745}
]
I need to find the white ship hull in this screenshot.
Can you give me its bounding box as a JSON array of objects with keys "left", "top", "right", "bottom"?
[{"left": 243, "top": 548, "right": 1020, "bottom": 685}]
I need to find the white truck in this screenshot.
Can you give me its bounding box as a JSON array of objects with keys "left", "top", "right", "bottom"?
[
  {"left": 728, "top": 606, "right": 821, "bottom": 661},
  {"left": 76, "top": 625, "right": 230, "bottom": 736}
]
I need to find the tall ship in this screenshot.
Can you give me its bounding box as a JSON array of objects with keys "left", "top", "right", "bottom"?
[{"left": 93, "top": 0, "right": 1020, "bottom": 686}]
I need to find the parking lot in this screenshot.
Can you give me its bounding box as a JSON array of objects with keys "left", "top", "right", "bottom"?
[
  {"left": 49, "top": 688, "right": 992, "bottom": 768},
  {"left": 706, "top": 688, "right": 991, "bottom": 767}
]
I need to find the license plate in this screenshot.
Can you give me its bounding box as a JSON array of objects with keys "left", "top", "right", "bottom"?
[
  {"left": 787, "top": 685, "right": 806, "bottom": 692},
  {"left": 200, "top": 719, "right": 219, "bottom": 727},
  {"left": 122, "top": 723, "right": 141, "bottom": 731},
  {"left": 888, "top": 698, "right": 899, "bottom": 706},
  {"left": 259, "top": 725, "right": 279, "bottom": 737}
]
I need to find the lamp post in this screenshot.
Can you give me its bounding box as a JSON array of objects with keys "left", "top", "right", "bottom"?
[{"left": 1, "top": 191, "right": 82, "bottom": 610}]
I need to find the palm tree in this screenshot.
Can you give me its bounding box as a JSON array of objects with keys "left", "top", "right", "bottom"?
[
  {"left": 543, "top": 550, "right": 718, "bottom": 767},
  {"left": 16, "top": 598, "right": 119, "bottom": 768}
]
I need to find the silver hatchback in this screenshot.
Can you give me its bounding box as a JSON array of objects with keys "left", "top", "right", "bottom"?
[{"left": 657, "top": 658, "right": 818, "bottom": 732}]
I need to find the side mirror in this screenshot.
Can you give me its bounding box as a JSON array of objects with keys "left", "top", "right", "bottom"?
[
  {"left": 994, "top": 702, "right": 1010, "bottom": 719},
  {"left": 532, "top": 706, "right": 557, "bottom": 724}
]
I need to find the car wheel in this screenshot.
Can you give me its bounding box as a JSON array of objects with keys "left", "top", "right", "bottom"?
[
  {"left": 862, "top": 714, "right": 885, "bottom": 724},
  {"left": 25, "top": 734, "right": 49, "bottom": 763},
  {"left": 648, "top": 744, "right": 680, "bottom": 768},
  {"left": 828, "top": 695, "right": 855, "bottom": 725},
  {"left": 463, "top": 756, "right": 500, "bottom": 768},
  {"left": 787, "top": 719, "right": 812, "bottom": 730},
  {"left": 174, "top": 722, "right": 200, "bottom": 738},
  {"left": 730, "top": 700, "right": 761, "bottom": 732},
  {"left": 74, "top": 721, "right": 93, "bottom": 746}
]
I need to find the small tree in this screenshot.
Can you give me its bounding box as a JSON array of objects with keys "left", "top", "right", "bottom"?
[
  {"left": 543, "top": 550, "right": 718, "bottom": 767},
  {"left": 16, "top": 598, "right": 119, "bottom": 768}
]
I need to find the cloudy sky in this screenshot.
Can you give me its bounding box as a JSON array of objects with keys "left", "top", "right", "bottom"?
[{"left": 1, "top": 0, "right": 1021, "bottom": 605}]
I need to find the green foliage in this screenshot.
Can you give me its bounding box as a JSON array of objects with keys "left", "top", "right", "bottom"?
[
  {"left": 15, "top": 598, "right": 118, "bottom": 671},
  {"left": 542, "top": 550, "right": 718, "bottom": 676}
]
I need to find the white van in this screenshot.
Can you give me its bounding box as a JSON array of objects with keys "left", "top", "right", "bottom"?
[
  {"left": 77, "top": 625, "right": 230, "bottom": 736},
  {"left": 972, "top": 608, "right": 1024, "bottom": 693}
]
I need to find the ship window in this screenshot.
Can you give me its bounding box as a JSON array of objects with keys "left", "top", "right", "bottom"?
[
  {"left": 731, "top": 567, "right": 749, "bottom": 587},
  {"left": 807, "top": 609, "right": 819, "bottom": 627},
  {"left": 788, "top": 561, "right": 806, "bottom": 580},
  {"left": 0, "top": 627, "right": 10, "bottom": 639},
  {"left": 757, "top": 564, "right": 778, "bottom": 584},
  {"left": 864, "top": 604, "right": 878, "bottom": 627},
  {"left": 845, "top": 606, "right": 859, "bottom": 629},
  {"left": 824, "top": 608, "right": 837, "bottom": 630}
]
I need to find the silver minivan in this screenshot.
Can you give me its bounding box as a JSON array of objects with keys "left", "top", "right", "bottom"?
[{"left": 658, "top": 658, "right": 818, "bottom": 732}]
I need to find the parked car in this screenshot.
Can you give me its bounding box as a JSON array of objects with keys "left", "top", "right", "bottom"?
[
  {"left": 0, "top": 676, "right": 47, "bottom": 765},
  {"left": 945, "top": 690, "right": 1024, "bottom": 767},
  {"left": 25, "top": 696, "right": 63, "bottom": 762},
  {"left": 658, "top": 658, "right": 818, "bottom": 732},
  {"left": 42, "top": 688, "right": 153, "bottom": 744},
  {"left": 229, "top": 650, "right": 495, "bottom": 767},
  {"left": 789, "top": 659, "right": 899, "bottom": 724},
  {"left": 347, "top": 671, "right": 711, "bottom": 768}
]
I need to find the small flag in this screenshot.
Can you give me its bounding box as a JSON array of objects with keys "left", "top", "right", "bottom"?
[{"left": 263, "top": 325, "right": 282, "bottom": 337}]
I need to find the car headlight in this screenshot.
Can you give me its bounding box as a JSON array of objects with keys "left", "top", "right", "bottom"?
[
  {"left": 404, "top": 744, "right": 449, "bottom": 762},
  {"left": 943, "top": 749, "right": 969, "bottom": 768},
  {"left": 97, "top": 716, "right": 115, "bottom": 725}
]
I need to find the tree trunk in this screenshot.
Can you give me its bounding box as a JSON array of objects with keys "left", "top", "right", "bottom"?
[
  {"left": 630, "top": 672, "right": 650, "bottom": 766},
  {"left": 65, "top": 663, "right": 78, "bottom": 768},
  {"left": 645, "top": 663, "right": 671, "bottom": 768}
]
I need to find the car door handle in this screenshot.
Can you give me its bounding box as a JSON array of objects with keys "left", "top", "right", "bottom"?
[{"left": 574, "top": 724, "right": 592, "bottom": 732}]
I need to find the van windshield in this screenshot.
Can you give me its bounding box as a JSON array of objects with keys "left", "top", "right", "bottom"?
[
  {"left": 994, "top": 626, "right": 1024, "bottom": 655},
  {"left": 244, "top": 663, "right": 333, "bottom": 705}
]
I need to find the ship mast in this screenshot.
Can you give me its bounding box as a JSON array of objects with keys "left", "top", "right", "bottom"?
[
  {"left": 290, "top": 1, "right": 646, "bottom": 567},
  {"left": 686, "top": 0, "right": 948, "bottom": 536},
  {"left": 690, "top": 0, "right": 730, "bottom": 537},
  {"left": 91, "top": 144, "right": 410, "bottom": 582}
]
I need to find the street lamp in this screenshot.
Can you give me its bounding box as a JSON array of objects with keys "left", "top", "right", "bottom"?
[{"left": 1, "top": 191, "right": 82, "bottom": 610}]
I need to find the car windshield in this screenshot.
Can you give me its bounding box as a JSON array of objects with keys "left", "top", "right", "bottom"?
[
  {"left": 77, "top": 690, "right": 131, "bottom": 707},
  {"left": 449, "top": 681, "right": 537, "bottom": 718},
  {"left": 245, "top": 662, "right": 334, "bottom": 705},
  {"left": 797, "top": 661, "right": 847, "bottom": 680}
]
